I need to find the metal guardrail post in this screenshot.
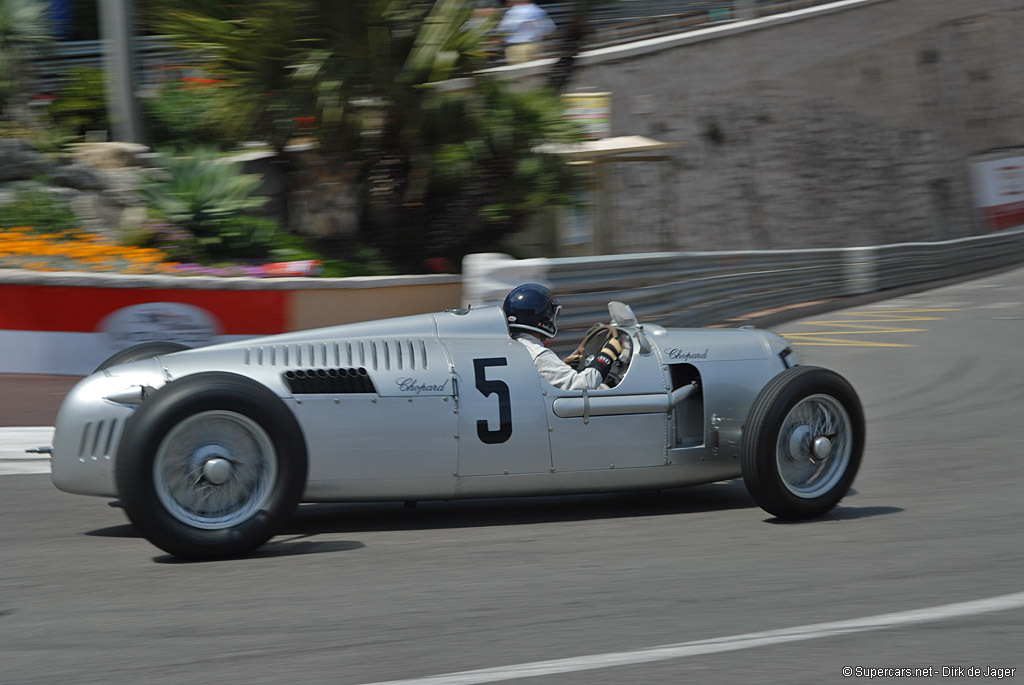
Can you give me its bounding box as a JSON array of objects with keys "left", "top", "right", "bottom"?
[
  {"left": 98, "top": 0, "right": 142, "bottom": 143},
  {"left": 733, "top": 0, "right": 759, "bottom": 20}
]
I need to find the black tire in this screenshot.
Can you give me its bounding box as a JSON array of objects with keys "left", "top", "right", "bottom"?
[
  {"left": 741, "top": 366, "right": 865, "bottom": 519},
  {"left": 94, "top": 342, "right": 191, "bottom": 373},
  {"left": 115, "top": 372, "right": 307, "bottom": 560}
]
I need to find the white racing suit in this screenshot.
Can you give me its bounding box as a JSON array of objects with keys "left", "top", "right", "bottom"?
[{"left": 513, "top": 333, "right": 607, "bottom": 391}]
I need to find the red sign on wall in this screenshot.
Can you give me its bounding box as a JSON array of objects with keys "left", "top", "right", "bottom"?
[{"left": 970, "top": 152, "right": 1024, "bottom": 232}]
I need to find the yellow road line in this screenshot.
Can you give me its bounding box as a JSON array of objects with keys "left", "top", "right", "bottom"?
[
  {"left": 849, "top": 308, "right": 963, "bottom": 313},
  {"left": 799, "top": 317, "right": 944, "bottom": 324},
  {"left": 788, "top": 337, "right": 915, "bottom": 347},
  {"left": 789, "top": 329, "right": 925, "bottom": 335},
  {"left": 782, "top": 308, "right": 958, "bottom": 348}
]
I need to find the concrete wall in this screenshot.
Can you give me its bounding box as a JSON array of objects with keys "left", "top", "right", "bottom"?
[{"left": 520, "top": 0, "right": 1024, "bottom": 254}]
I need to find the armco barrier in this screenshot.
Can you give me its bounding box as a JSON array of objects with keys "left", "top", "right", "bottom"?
[
  {"left": 462, "top": 227, "right": 1024, "bottom": 339},
  {"left": 0, "top": 271, "right": 461, "bottom": 376}
]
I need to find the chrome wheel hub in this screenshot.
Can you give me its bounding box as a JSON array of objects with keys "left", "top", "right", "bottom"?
[
  {"left": 153, "top": 411, "right": 277, "bottom": 529},
  {"left": 202, "top": 457, "right": 233, "bottom": 485},
  {"left": 812, "top": 435, "right": 833, "bottom": 461},
  {"left": 776, "top": 394, "right": 851, "bottom": 499}
]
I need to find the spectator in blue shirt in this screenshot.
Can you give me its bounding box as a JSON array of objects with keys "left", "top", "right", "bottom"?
[{"left": 497, "top": 0, "right": 556, "bottom": 65}]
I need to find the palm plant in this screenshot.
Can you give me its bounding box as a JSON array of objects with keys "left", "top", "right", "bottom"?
[
  {"left": 143, "top": 0, "right": 585, "bottom": 271},
  {"left": 137, "top": 147, "right": 275, "bottom": 260},
  {"left": 149, "top": 0, "right": 310, "bottom": 152},
  {"left": 380, "top": 77, "right": 584, "bottom": 265}
]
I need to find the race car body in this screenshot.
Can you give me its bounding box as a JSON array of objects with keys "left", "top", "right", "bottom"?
[{"left": 51, "top": 302, "right": 863, "bottom": 559}]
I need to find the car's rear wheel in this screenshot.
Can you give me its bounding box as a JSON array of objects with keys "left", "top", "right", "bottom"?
[
  {"left": 94, "top": 342, "right": 190, "bottom": 373},
  {"left": 116, "top": 372, "right": 307, "bottom": 559},
  {"left": 741, "top": 366, "right": 864, "bottom": 519}
]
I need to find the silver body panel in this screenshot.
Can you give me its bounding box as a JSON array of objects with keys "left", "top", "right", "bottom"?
[{"left": 51, "top": 306, "right": 795, "bottom": 501}]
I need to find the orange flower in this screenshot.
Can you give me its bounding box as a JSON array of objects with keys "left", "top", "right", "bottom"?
[{"left": 0, "top": 227, "right": 174, "bottom": 274}]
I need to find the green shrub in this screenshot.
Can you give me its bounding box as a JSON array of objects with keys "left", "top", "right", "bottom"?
[
  {"left": 136, "top": 146, "right": 273, "bottom": 260},
  {"left": 46, "top": 67, "right": 109, "bottom": 137},
  {"left": 319, "top": 246, "right": 396, "bottom": 278},
  {"left": 0, "top": 188, "right": 80, "bottom": 234},
  {"left": 144, "top": 78, "right": 243, "bottom": 150},
  {"left": 202, "top": 214, "right": 281, "bottom": 259},
  {"left": 125, "top": 214, "right": 283, "bottom": 264}
]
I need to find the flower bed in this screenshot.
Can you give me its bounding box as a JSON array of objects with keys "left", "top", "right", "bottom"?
[{"left": 0, "top": 226, "right": 176, "bottom": 274}]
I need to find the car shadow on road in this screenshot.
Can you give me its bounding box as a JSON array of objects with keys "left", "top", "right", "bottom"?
[
  {"left": 149, "top": 539, "right": 367, "bottom": 563},
  {"left": 85, "top": 520, "right": 368, "bottom": 562},
  {"left": 280, "top": 479, "right": 758, "bottom": 536},
  {"left": 754, "top": 487, "right": 905, "bottom": 524},
  {"left": 763, "top": 505, "right": 904, "bottom": 524},
  {"left": 83, "top": 481, "right": 893, "bottom": 561},
  {"left": 83, "top": 482, "right": 758, "bottom": 561},
  {"left": 85, "top": 523, "right": 137, "bottom": 538}
]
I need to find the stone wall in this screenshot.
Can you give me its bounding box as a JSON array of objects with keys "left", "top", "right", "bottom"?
[{"left": 553, "top": 0, "right": 1024, "bottom": 253}]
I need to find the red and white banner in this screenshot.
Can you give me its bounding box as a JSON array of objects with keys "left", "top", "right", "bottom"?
[
  {"left": 0, "top": 285, "right": 287, "bottom": 375},
  {"left": 970, "top": 151, "right": 1024, "bottom": 232},
  {"left": 0, "top": 275, "right": 462, "bottom": 376}
]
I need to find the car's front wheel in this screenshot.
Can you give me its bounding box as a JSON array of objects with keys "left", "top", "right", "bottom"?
[
  {"left": 115, "top": 372, "right": 307, "bottom": 559},
  {"left": 741, "top": 366, "right": 865, "bottom": 519}
]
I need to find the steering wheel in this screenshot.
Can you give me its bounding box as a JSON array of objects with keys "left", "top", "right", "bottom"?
[{"left": 562, "top": 324, "right": 633, "bottom": 388}]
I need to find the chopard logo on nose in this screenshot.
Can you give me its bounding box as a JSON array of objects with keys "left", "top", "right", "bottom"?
[
  {"left": 396, "top": 377, "right": 449, "bottom": 394},
  {"left": 665, "top": 348, "right": 709, "bottom": 361}
]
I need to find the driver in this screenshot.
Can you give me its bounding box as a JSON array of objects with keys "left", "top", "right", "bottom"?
[{"left": 502, "top": 283, "right": 623, "bottom": 391}]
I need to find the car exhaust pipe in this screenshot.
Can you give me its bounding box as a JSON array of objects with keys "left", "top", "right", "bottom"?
[
  {"left": 668, "top": 381, "right": 698, "bottom": 410},
  {"left": 552, "top": 382, "right": 699, "bottom": 420}
]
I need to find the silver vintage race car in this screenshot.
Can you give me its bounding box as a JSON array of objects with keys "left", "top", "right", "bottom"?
[{"left": 50, "top": 301, "right": 865, "bottom": 559}]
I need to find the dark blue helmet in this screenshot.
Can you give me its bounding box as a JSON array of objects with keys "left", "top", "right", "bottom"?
[{"left": 503, "top": 283, "right": 561, "bottom": 339}]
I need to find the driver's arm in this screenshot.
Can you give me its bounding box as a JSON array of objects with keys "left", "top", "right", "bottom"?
[
  {"left": 527, "top": 337, "right": 623, "bottom": 391},
  {"left": 585, "top": 338, "right": 623, "bottom": 381}
]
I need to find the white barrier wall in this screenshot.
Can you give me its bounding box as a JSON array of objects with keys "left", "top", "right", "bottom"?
[{"left": 463, "top": 227, "right": 1024, "bottom": 339}]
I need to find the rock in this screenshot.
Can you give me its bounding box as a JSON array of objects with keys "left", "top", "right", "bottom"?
[
  {"left": 66, "top": 142, "right": 151, "bottom": 169},
  {"left": 0, "top": 139, "right": 53, "bottom": 182},
  {"left": 52, "top": 164, "right": 111, "bottom": 192}
]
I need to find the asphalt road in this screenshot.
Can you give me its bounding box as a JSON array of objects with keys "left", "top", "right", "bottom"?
[{"left": 2, "top": 267, "right": 1023, "bottom": 684}]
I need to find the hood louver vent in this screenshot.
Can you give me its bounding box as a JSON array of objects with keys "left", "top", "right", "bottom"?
[{"left": 247, "top": 339, "right": 430, "bottom": 372}]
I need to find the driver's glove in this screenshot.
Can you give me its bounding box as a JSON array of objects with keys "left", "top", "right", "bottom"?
[
  {"left": 587, "top": 338, "right": 623, "bottom": 380},
  {"left": 603, "top": 338, "right": 624, "bottom": 360}
]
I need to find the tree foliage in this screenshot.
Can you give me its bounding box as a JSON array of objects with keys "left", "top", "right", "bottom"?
[
  {"left": 45, "top": 66, "right": 109, "bottom": 136},
  {"left": 0, "top": 0, "right": 52, "bottom": 112},
  {"left": 142, "top": 0, "right": 586, "bottom": 272}
]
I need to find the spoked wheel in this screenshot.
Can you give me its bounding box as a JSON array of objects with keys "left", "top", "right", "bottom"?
[
  {"left": 152, "top": 410, "right": 279, "bottom": 530},
  {"left": 741, "top": 366, "right": 865, "bottom": 519},
  {"left": 116, "top": 372, "right": 307, "bottom": 559}
]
